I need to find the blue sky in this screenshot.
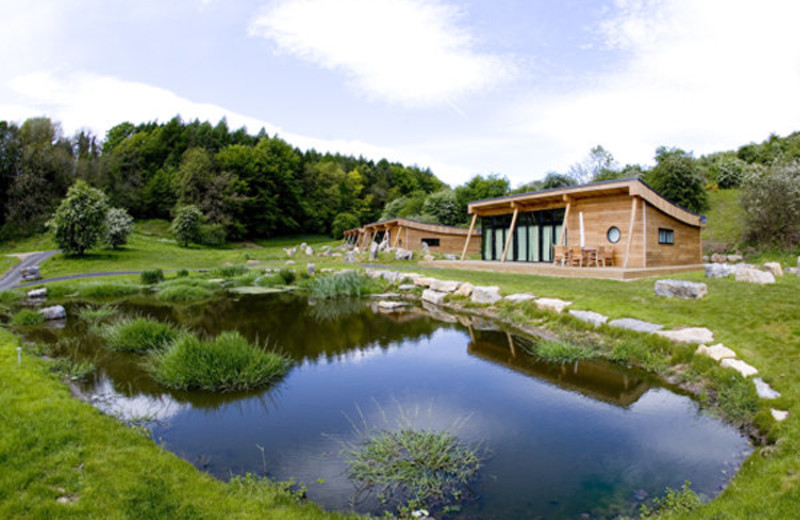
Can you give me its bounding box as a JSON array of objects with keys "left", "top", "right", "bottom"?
[{"left": 3, "top": 0, "right": 800, "bottom": 187}]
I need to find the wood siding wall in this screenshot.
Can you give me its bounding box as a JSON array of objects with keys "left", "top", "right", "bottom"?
[
  {"left": 644, "top": 204, "right": 702, "bottom": 266},
  {"left": 394, "top": 226, "right": 481, "bottom": 254},
  {"left": 566, "top": 194, "right": 644, "bottom": 267}
]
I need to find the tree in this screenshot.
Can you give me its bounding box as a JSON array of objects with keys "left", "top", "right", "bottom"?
[
  {"left": 645, "top": 147, "right": 708, "bottom": 213},
  {"left": 48, "top": 180, "right": 109, "bottom": 256},
  {"left": 422, "top": 189, "right": 461, "bottom": 226},
  {"left": 171, "top": 205, "right": 203, "bottom": 247},
  {"left": 568, "top": 145, "right": 618, "bottom": 184},
  {"left": 740, "top": 161, "right": 800, "bottom": 246},
  {"left": 331, "top": 212, "right": 360, "bottom": 239},
  {"left": 105, "top": 207, "right": 134, "bottom": 249},
  {"left": 454, "top": 174, "right": 509, "bottom": 222},
  {"left": 541, "top": 172, "right": 577, "bottom": 190}
]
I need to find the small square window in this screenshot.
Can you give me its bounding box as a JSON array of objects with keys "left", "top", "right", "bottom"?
[
  {"left": 421, "top": 238, "right": 440, "bottom": 247},
  {"left": 658, "top": 228, "right": 674, "bottom": 245}
]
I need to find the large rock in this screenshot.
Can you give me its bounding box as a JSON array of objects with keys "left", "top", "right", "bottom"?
[
  {"left": 763, "top": 262, "right": 783, "bottom": 277},
  {"left": 395, "top": 248, "right": 413, "bottom": 261},
  {"left": 377, "top": 300, "right": 408, "bottom": 311},
  {"left": 735, "top": 267, "right": 775, "bottom": 284},
  {"left": 422, "top": 289, "right": 447, "bottom": 305},
  {"left": 711, "top": 253, "right": 727, "bottom": 263},
  {"left": 569, "top": 310, "right": 608, "bottom": 327},
  {"left": 657, "top": 327, "right": 714, "bottom": 344},
  {"left": 304, "top": 246, "right": 314, "bottom": 256},
  {"left": 453, "top": 282, "right": 474, "bottom": 297},
  {"left": 413, "top": 277, "right": 436, "bottom": 288},
  {"left": 535, "top": 298, "right": 572, "bottom": 313},
  {"left": 771, "top": 409, "right": 789, "bottom": 422},
  {"left": 27, "top": 288, "right": 47, "bottom": 299},
  {"left": 369, "top": 242, "right": 379, "bottom": 261},
  {"left": 21, "top": 265, "right": 42, "bottom": 281},
  {"left": 608, "top": 318, "right": 664, "bottom": 333},
  {"left": 720, "top": 358, "right": 758, "bottom": 377},
  {"left": 471, "top": 286, "right": 502, "bottom": 304},
  {"left": 344, "top": 251, "right": 356, "bottom": 264},
  {"left": 38, "top": 305, "right": 66, "bottom": 321},
  {"left": 696, "top": 343, "right": 737, "bottom": 361},
  {"left": 284, "top": 247, "right": 296, "bottom": 257},
  {"left": 444, "top": 254, "right": 458, "bottom": 260},
  {"left": 420, "top": 241, "right": 430, "bottom": 254},
  {"left": 654, "top": 279, "right": 707, "bottom": 299},
  {"left": 726, "top": 254, "right": 743, "bottom": 263},
  {"left": 704, "top": 263, "right": 735, "bottom": 278},
  {"left": 306, "top": 263, "right": 316, "bottom": 276},
  {"left": 753, "top": 378, "right": 781, "bottom": 399},
  {"left": 423, "top": 254, "right": 435, "bottom": 262},
  {"left": 429, "top": 279, "right": 461, "bottom": 293},
  {"left": 505, "top": 293, "right": 535, "bottom": 304}
]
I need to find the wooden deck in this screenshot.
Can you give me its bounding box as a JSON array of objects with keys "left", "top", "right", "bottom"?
[{"left": 419, "top": 259, "right": 704, "bottom": 280}]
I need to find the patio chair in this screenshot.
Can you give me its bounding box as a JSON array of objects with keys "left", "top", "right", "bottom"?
[
  {"left": 569, "top": 245, "right": 583, "bottom": 267},
  {"left": 598, "top": 246, "right": 614, "bottom": 267},
  {"left": 553, "top": 245, "right": 569, "bottom": 266},
  {"left": 583, "top": 247, "right": 598, "bottom": 267}
]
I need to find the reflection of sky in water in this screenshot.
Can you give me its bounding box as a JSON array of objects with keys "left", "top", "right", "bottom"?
[
  {"left": 69, "top": 300, "right": 750, "bottom": 520},
  {"left": 90, "top": 378, "right": 187, "bottom": 423}
]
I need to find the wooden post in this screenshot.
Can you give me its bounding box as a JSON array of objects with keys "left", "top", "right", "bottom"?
[
  {"left": 559, "top": 196, "right": 571, "bottom": 246},
  {"left": 392, "top": 226, "right": 402, "bottom": 248},
  {"left": 501, "top": 204, "right": 519, "bottom": 262},
  {"left": 642, "top": 199, "right": 647, "bottom": 268},
  {"left": 461, "top": 213, "right": 478, "bottom": 261},
  {"left": 623, "top": 196, "right": 639, "bottom": 269},
  {"left": 506, "top": 332, "right": 516, "bottom": 358}
]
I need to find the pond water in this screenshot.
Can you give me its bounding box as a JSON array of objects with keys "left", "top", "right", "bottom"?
[{"left": 30, "top": 293, "right": 751, "bottom": 519}]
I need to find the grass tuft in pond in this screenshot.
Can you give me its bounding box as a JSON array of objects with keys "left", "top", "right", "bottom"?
[
  {"left": 148, "top": 331, "right": 289, "bottom": 392},
  {"left": 78, "top": 304, "right": 119, "bottom": 324},
  {"left": 140, "top": 268, "right": 165, "bottom": 285},
  {"left": 101, "top": 317, "right": 181, "bottom": 353},
  {"left": 304, "top": 271, "right": 384, "bottom": 299},
  {"left": 12, "top": 309, "right": 45, "bottom": 326},
  {"left": 76, "top": 281, "right": 142, "bottom": 298},
  {"left": 527, "top": 340, "right": 597, "bottom": 364},
  {"left": 156, "top": 284, "right": 213, "bottom": 302},
  {"left": 638, "top": 480, "right": 702, "bottom": 518},
  {"left": 212, "top": 265, "right": 250, "bottom": 278}
]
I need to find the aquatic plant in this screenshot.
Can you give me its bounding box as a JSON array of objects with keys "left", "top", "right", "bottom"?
[
  {"left": 304, "top": 271, "right": 383, "bottom": 299},
  {"left": 278, "top": 268, "right": 296, "bottom": 285},
  {"left": 156, "top": 285, "right": 213, "bottom": 302},
  {"left": 212, "top": 265, "right": 250, "bottom": 278},
  {"left": 528, "top": 340, "right": 597, "bottom": 364},
  {"left": 76, "top": 281, "right": 142, "bottom": 298},
  {"left": 101, "top": 317, "right": 180, "bottom": 353},
  {"left": 639, "top": 481, "right": 702, "bottom": 518},
  {"left": 140, "top": 268, "right": 165, "bottom": 285},
  {"left": 148, "top": 331, "right": 289, "bottom": 392},
  {"left": 11, "top": 309, "right": 45, "bottom": 326},
  {"left": 78, "top": 304, "right": 118, "bottom": 323}
]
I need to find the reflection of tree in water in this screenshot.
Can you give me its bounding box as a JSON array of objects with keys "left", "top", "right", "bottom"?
[{"left": 306, "top": 297, "right": 366, "bottom": 323}]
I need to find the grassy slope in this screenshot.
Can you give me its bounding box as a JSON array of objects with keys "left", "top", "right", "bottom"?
[
  {"left": 0, "top": 328, "right": 361, "bottom": 520},
  {"left": 701, "top": 189, "right": 745, "bottom": 249}
]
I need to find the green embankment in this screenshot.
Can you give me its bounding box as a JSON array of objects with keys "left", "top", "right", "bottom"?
[{"left": 702, "top": 189, "right": 745, "bottom": 249}]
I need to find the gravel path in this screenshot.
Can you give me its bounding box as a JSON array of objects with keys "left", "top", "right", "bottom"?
[{"left": 0, "top": 250, "right": 60, "bottom": 291}]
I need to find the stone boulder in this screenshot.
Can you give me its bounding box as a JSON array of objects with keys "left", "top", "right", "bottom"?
[
  {"left": 696, "top": 343, "right": 737, "bottom": 361},
  {"left": 771, "top": 409, "right": 789, "bottom": 422},
  {"left": 471, "top": 286, "right": 502, "bottom": 304},
  {"left": 369, "top": 242, "right": 379, "bottom": 261},
  {"left": 453, "top": 282, "right": 474, "bottom": 297},
  {"left": 344, "top": 251, "right": 356, "bottom": 264},
  {"left": 27, "top": 288, "right": 47, "bottom": 299},
  {"left": 21, "top": 265, "right": 42, "bottom": 281},
  {"left": 422, "top": 289, "right": 447, "bottom": 305},
  {"left": 429, "top": 279, "right": 461, "bottom": 293},
  {"left": 444, "top": 254, "right": 458, "bottom": 261},
  {"left": 704, "top": 263, "right": 735, "bottom": 278},
  {"left": 38, "top": 305, "right": 66, "bottom": 321},
  {"left": 735, "top": 267, "right": 775, "bottom": 284},
  {"left": 720, "top": 358, "right": 758, "bottom": 377},
  {"left": 763, "top": 262, "right": 783, "bottom": 277},
  {"left": 397, "top": 284, "right": 416, "bottom": 291},
  {"left": 306, "top": 263, "right": 315, "bottom": 276},
  {"left": 656, "top": 327, "right": 714, "bottom": 344},
  {"left": 285, "top": 260, "right": 296, "bottom": 266},
  {"left": 711, "top": 253, "right": 727, "bottom": 263},
  {"left": 727, "top": 254, "right": 743, "bottom": 263},
  {"left": 395, "top": 248, "right": 413, "bottom": 261},
  {"left": 535, "top": 298, "right": 572, "bottom": 313},
  {"left": 753, "top": 378, "right": 781, "bottom": 399},
  {"left": 413, "top": 277, "right": 436, "bottom": 288},
  {"left": 423, "top": 254, "right": 435, "bottom": 262},
  {"left": 654, "top": 279, "right": 707, "bottom": 299},
  {"left": 505, "top": 293, "right": 535, "bottom": 304},
  {"left": 305, "top": 246, "right": 314, "bottom": 256},
  {"left": 608, "top": 318, "right": 664, "bottom": 333},
  {"left": 377, "top": 300, "right": 408, "bottom": 311},
  {"left": 421, "top": 241, "right": 430, "bottom": 254},
  {"left": 568, "top": 310, "right": 608, "bottom": 328}
]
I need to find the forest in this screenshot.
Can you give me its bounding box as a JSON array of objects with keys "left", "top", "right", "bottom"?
[{"left": 1, "top": 116, "right": 799, "bottom": 248}]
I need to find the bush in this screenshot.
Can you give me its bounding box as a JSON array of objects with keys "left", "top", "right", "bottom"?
[
  {"left": 148, "top": 331, "right": 289, "bottom": 392},
  {"left": 740, "top": 161, "right": 800, "bottom": 247},
  {"left": 48, "top": 180, "right": 109, "bottom": 256},
  {"left": 198, "top": 223, "right": 227, "bottom": 246},
  {"left": 331, "top": 212, "right": 360, "bottom": 239},
  {"left": 12, "top": 309, "right": 45, "bottom": 326},
  {"left": 140, "top": 269, "right": 165, "bottom": 285},
  {"left": 105, "top": 207, "right": 134, "bottom": 249},
  {"left": 176, "top": 269, "right": 189, "bottom": 277},
  {"left": 101, "top": 317, "right": 180, "bottom": 353},
  {"left": 639, "top": 481, "right": 702, "bottom": 518},
  {"left": 212, "top": 265, "right": 249, "bottom": 278},
  {"left": 278, "top": 268, "right": 296, "bottom": 285}
]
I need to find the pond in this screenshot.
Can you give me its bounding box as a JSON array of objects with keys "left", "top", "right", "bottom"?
[{"left": 29, "top": 293, "right": 751, "bottom": 519}]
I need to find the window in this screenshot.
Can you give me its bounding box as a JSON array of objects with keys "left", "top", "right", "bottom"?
[
  {"left": 607, "top": 226, "right": 621, "bottom": 244},
  {"left": 421, "top": 238, "right": 440, "bottom": 247},
  {"left": 658, "top": 228, "right": 674, "bottom": 245}
]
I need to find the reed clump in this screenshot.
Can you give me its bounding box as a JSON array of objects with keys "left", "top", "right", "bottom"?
[{"left": 101, "top": 317, "right": 180, "bottom": 353}]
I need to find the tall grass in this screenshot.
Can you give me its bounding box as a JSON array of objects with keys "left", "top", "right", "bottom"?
[
  {"left": 77, "top": 304, "right": 118, "bottom": 324},
  {"left": 527, "top": 340, "right": 597, "bottom": 364},
  {"left": 148, "top": 331, "right": 289, "bottom": 392},
  {"left": 101, "top": 317, "right": 180, "bottom": 353},
  {"left": 304, "top": 271, "right": 384, "bottom": 299},
  {"left": 155, "top": 279, "right": 216, "bottom": 302},
  {"left": 212, "top": 265, "right": 250, "bottom": 278},
  {"left": 76, "top": 281, "right": 142, "bottom": 298},
  {"left": 11, "top": 309, "right": 45, "bottom": 326}
]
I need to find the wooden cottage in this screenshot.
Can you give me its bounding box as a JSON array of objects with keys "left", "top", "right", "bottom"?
[
  {"left": 344, "top": 217, "right": 482, "bottom": 255},
  {"left": 460, "top": 178, "right": 705, "bottom": 271}
]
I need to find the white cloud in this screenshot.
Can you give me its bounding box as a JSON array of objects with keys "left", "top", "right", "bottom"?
[
  {"left": 249, "top": 0, "right": 516, "bottom": 107},
  {"left": 512, "top": 0, "right": 800, "bottom": 172},
  {"left": 3, "top": 69, "right": 471, "bottom": 184}
]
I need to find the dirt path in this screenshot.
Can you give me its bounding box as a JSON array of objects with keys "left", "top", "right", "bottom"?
[{"left": 0, "top": 250, "right": 60, "bottom": 291}]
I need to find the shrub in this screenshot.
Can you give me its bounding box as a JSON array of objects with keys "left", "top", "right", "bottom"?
[
  {"left": 198, "top": 223, "right": 227, "bottom": 246},
  {"left": 176, "top": 269, "right": 189, "bottom": 278},
  {"left": 331, "top": 212, "right": 361, "bottom": 239},
  {"left": 156, "top": 285, "right": 212, "bottom": 302},
  {"left": 48, "top": 180, "right": 109, "bottom": 256},
  {"left": 639, "top": 481, "right": 702, "bottom": 518},
  {"left": 12, "top": 309, "right": 45, "bottom": 326},
  {"left": 278, "top": 268, "right": 296, "bottom": 285},
  {"left": 140, "top": 269, "right": 165, "bottom": 285},
  {"left": 740, "top": 161, "right": 800, "bottom": 247},
  {"left": 101, "top": 317, "right": 180, "bottom": 353},
  {"left": 148, "top": 331, "right": 289, "bottom": 392},
  {"left": 105, "top": 207, "right": 134, "bottom": 249},
  {"left": 212, "top": 265, "right": 249, "bottom": 278}
]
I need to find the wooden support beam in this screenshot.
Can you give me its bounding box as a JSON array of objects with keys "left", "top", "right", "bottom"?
[
  {"left": 461, "top": 213, "right": 478, "bottom": 261},
  {"left": 559, "top": 196, "right": 571, "bottom": 246},
  {"left": 623, "top": 196, "right": 639, "bottom": 269},
  {"left": 501, "top": 204, "right": 520, "bottom": 262},
  {"left": 642, "top": 199, "right": 647, "bottom": 268},
  {"left": 392, "top": 226, "right": 402, "bottom": 248}
]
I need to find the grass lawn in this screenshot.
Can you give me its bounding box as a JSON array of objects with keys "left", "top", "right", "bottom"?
[
  {"left": 0, "top": 255, "right": 20, "bottom": 277},
  {"left": 2, "top": 224, "right": 800, "bottom": 518}
]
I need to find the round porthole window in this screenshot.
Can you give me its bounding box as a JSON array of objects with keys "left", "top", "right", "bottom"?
[{"left": 607, "top": 226, "right": 621, "bottom": 243}]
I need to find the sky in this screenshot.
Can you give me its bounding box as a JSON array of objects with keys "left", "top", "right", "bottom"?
[{"left": 2, "top": 0, "right": 800, "bottom": 188}]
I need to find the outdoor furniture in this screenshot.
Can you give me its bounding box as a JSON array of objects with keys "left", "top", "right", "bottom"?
[
  {"left": 598, "top": 246, "right": 614, "bottom": 267},
  {"left": 582, "top": 247, "right": 599, "bottom": 267},
  {"left": 553, "top": 245, "right": 569, "bottom": 266},
  {"left": 569, "top": 245, "right": 583, "bottom": 267}
]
